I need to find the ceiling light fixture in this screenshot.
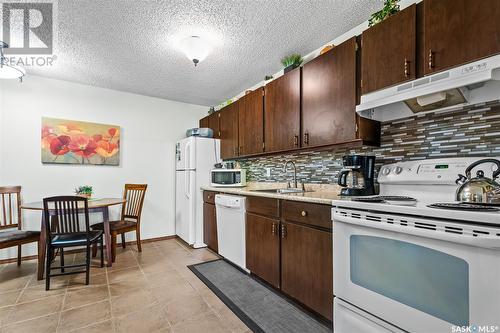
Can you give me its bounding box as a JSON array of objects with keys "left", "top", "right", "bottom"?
[
  {"left": 0, "top": 41, "right": 26, "bottom": 82},
  {"left": 178, "top": 36, "right": 211, "bottom": 67}
]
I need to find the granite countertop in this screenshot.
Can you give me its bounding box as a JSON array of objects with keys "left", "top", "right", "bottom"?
[{"left": 201, "top": 182, "right": 341, "bottom": 205}]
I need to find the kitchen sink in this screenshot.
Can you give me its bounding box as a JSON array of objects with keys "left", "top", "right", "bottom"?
[{"left": 250, "top": 188, "right": 306, "bottom": 194}]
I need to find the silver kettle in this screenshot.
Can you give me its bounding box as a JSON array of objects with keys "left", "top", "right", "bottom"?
[{"left": 455, "top": 159, "right": 500, "bottom": 204}]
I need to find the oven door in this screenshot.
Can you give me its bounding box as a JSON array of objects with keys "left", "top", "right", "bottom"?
[{"left": 333, "top": 208, "right": 500, "bottom": 333}]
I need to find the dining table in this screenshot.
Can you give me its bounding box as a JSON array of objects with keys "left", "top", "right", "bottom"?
[{"left": 21, "top": 198, "right": 126, "bottom": 280}]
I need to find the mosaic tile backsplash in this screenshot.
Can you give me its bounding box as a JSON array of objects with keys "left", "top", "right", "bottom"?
[{"left": 235, "top": 101, "right": 500, "bottom": 184}]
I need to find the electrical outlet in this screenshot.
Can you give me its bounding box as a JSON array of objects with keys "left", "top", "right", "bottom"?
[{"left": 265, "top": 167, "right": 271, "bottom": 177}]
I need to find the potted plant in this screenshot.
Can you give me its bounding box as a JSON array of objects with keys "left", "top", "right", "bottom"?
[
  {"left": 368, "top": 0, "right": 400, "bottom": 27},
  {"left": 281, "top": 53, "right": 303, "bottom": 73},
  {"left": 75, "top": 185, "right": 93, "bottom": 198}
]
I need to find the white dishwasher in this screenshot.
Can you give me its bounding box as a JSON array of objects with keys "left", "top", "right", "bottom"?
[{"left": 215, "top": 194, "right": 247, "bottom": 271}]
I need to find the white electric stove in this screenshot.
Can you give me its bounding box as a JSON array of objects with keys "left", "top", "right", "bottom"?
[{"left": 332, "top": 157, "right": 500, "bottom": 333}]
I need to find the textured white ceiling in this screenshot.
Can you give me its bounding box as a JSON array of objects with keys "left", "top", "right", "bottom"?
[{"left": 28, "top": 0, "right": 383, "bottom": 106}]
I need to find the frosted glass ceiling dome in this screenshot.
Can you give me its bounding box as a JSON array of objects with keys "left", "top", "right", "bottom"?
[{"left": 178, "top": 36, "right": 211, "bottom": 67}]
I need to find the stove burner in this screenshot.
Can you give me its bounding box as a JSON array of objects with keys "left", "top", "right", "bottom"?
[
  {"left": 352, "top": 196, "right": 417, "bottom": 203},
  {"left": 428, "top": 203, "right": 500, "bottom": 212}
]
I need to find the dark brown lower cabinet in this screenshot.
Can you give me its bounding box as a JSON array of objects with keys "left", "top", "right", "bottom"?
[
  {"left": 245, "top": 212, "right": 280, "bottom": 288},
  {"left": 281, "top": 222, "right": 333, "bottom": 321},
  {"left": 244, "top": 196, "right": 333, "bottom": 321},
  {"left": 203, "top": 202, "right": 218, "bottom": 252}
]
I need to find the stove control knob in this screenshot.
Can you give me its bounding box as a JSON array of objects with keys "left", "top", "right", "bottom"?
[
  {"left": 394, "top": 166, "right": 403, "bottom": 175},
  {"left": 382, "top": 167, "right": 391, "bottom": 175}
]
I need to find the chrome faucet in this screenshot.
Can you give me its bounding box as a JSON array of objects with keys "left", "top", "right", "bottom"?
[{"left": 284, "top": 160, "right": 298, "bottom": 188}]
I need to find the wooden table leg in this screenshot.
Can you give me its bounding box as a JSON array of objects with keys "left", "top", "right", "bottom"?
[
  {"left": 102, "top": 207, "right": 113, "bottom": 267},
  {"left": 37, "top": 213, "right": 46, "bottom": 280}
]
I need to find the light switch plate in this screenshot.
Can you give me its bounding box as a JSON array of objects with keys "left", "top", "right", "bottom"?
[{"left": 265, "top": 167, "right": 271, "bottom": 177}]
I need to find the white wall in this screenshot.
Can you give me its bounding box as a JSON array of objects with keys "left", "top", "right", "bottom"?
[
  {"left": 0, "top": 80, "right": 3, "bottom": 185},
  {"left": 0, "top": 75, "right": 207, "bottom": 260}
]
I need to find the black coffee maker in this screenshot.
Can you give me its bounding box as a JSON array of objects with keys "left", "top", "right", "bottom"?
[{"left": 338, "top": 155, "right": 376, "bottom": 196}]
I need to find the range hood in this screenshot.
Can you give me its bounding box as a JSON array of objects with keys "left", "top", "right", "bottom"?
[{"left": 356, "top": 54, "right": 500, "bottom": 122}]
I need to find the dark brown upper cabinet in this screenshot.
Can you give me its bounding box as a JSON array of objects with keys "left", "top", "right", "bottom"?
[
  {"left": 199, "top": 115, "right": 209, "bottom": 129},
  {"left": 302, "top": 37, "right": 359, "bottom": 148},
  {"left": 361, "top": 4, "right": 416, "bottom": 94},
  {"left": 264, "top": 67, "right": 301, "bottom": 153},
  {"left": 219, "top": 101, "right": 239, "bottom": 160},
  {"left": 238, "top": 88, "right": 264, "bottom": 156},
  {"left": 423, "top": 0, "right": 500, "bottom": 75},
  {"left": 463, "top": 0, "right": 500, "bottom": 65},
  {"left": 208, "top": 112, "right": 220, "bottom": 139}
]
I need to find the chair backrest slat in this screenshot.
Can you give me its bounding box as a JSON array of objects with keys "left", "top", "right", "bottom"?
[
  {"left": 43, "top": 196, "right": 89, "bottom": 240},
  {"left": 122, "top": 184, "right": 147, "bottom": 221},
  {"left": 8, "top": 194, "right": 12, "bottom": 225},
  {"left": 0, "top": 186, "right": 22, "bottom": 230},
  {"left": 2, "top": 194, "right": 6, "bottom": 227}
]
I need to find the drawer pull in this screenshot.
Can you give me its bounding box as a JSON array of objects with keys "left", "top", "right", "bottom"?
[{"left": 301, "top": 210, "right": 307, "bottom": 217}]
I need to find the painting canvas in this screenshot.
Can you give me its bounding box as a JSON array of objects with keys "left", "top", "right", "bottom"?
[{"left": 42, "top": 117, "right": 120, "bottom": 165}]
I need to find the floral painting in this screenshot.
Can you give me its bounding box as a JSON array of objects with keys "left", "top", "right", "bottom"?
[{"left": 41, "top": 117, "right": 120, "bottom": 165}]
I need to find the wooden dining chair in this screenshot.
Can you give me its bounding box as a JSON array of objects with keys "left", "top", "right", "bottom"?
[
  {"left": 0, "top": 186, "right": 40, "bottom": 266},
  {"left": 91, "top": 184, "right": 147, "bottom": 262},
  {"left": 43, "top": 196, "right": 104, "bottom": 290}
]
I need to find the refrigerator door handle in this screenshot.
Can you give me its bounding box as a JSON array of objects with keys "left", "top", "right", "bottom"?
[
  {"left": 185, "top": 141, "right": 191, "bottom": 170},
  {"left": 185, "top": 171, "right": 191, "bottom": 199}
]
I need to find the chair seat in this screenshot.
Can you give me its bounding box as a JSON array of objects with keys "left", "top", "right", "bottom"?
[
  {"left": 90, "top": 220, "right": 137, "bottom": 233},
  {"left": 51, "top": 230, "right": 103, "bottom": 247},
  {"left": 0, "top": 230, "right": 40, "bottom": 244}
]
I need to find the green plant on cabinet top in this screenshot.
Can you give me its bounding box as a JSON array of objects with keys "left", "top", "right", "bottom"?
[{"left": 368, "top": 0, "right": 400, "bottom": 27}]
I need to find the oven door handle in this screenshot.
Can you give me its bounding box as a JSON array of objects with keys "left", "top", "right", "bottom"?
[{"left": 333, "top": 213, "right": 500, "bottom": 249}]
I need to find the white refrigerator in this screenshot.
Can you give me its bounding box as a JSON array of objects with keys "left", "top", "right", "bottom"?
[{"left": 175, "top": 136, "right": 220, "bottom": 248}]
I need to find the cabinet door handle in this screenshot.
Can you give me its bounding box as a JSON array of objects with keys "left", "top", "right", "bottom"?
[
  {"left": 281, "top": 224, "right": 287, "bottom": 239},
  {"left": 428, "top": 50, "right": 434, "bottom": 70},
  {"left": 404, "top": 58, "right": 410, "bottom": 77},
  {"left": 272, "top": 223, "right": 276, "bottom": 236},
  {"left": 294, "top": 135, "right": 299, "bottom": 147},
  {"left": 304, "top": 132, "right": 309, "bottom": 145},
  {"left": 301, "top": 210, "right": 307, "bottom": 217}
]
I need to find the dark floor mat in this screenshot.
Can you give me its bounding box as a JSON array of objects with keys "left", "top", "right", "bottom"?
[{"left": 189, "top": 259, "right": 332, "bottom": 333}]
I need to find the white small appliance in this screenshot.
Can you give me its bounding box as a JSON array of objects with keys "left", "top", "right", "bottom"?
[
  {"left": 215, "top": 194, "right": 248, "bottom": 271},
  {"left": 186, "top": 127, "right": 213, "bottom": 138},
  {"left": 175, "top": 136, "right": 220, "bottom": 248},
  {"left": 211, "top": 169, "right": 247, "bottom": 187},
  {"left": 332, "top": 157, "right": 500, "bottom": 333}
]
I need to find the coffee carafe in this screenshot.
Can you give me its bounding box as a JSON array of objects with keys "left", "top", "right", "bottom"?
[{"left": 338, "top": 155, "right": 376, "bottom": 196}]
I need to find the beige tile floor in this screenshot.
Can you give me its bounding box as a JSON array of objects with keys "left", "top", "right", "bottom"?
[{"left": 0, "top": 239, "right": 250, "bottom": 333}]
